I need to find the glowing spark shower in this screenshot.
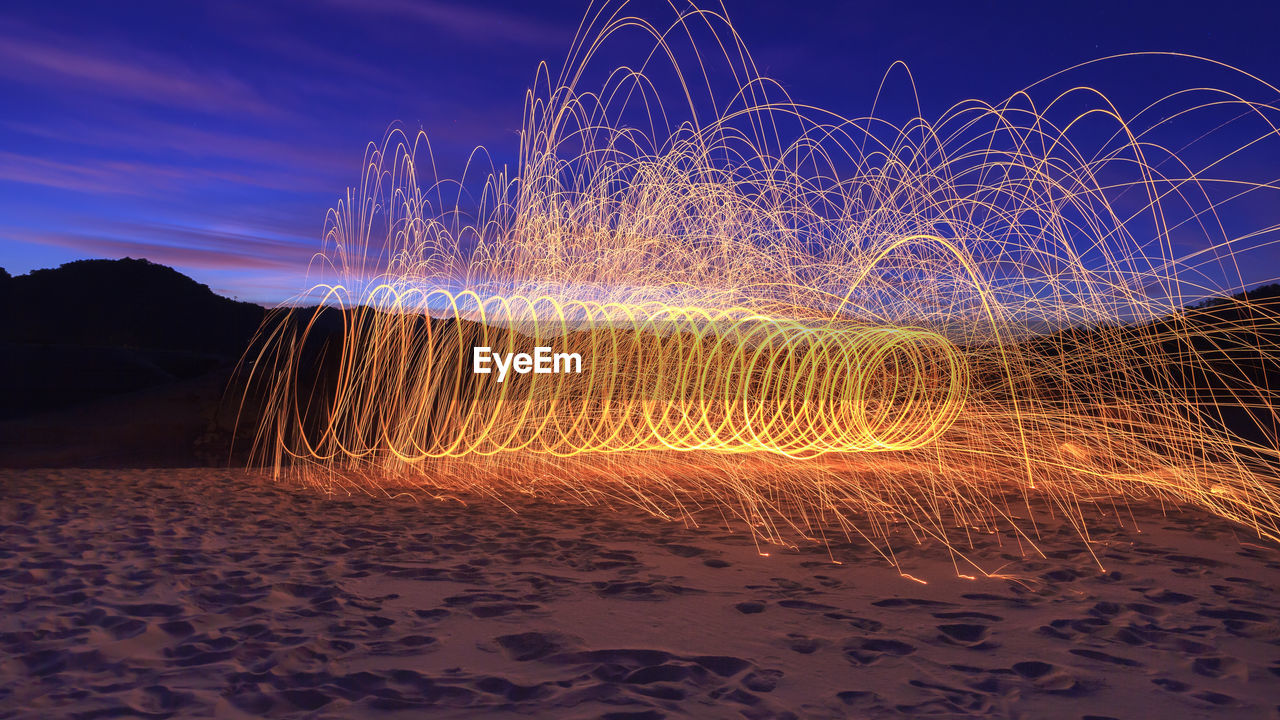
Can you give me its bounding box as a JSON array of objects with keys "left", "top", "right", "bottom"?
[{"left": 244, "top": 3, "right": 1280, "bottom": 569}]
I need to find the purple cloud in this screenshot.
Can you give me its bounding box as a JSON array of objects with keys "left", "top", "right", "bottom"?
[
  {"left": 0, "top": 20, "right": 280, "bottom": 116},
  {"left": 3, "top": 222, "right": 314, "bottom": 273},
  {"left": 320, "top": 0, "right": 568, "bottom": 47}
]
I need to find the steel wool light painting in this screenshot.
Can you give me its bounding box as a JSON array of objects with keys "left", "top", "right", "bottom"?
[{"left": 244, "top": 7, "right": 1280, "bottom": 572}]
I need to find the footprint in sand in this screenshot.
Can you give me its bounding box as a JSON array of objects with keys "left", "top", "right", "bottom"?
[
  {"left": 843, "top": 637, "right": 916, "bottom": 666},
  {"left": 937, "top": 623, "right": 995, "bottom": 649},
  {"left": 777, "top": 599, "right": 837, "bottom": 612},
  {"left": 1011, "top": 660, "right": 1054, "bottom": 679},
  {"left": 1191, "top": 655, "right": 1246, "bottom": 679},
  {"left": 784, "top": 633, "right": 823, "bottom": 654},
  {"left": 872, "top": 597, "right": 955, "bottom": 608},
  {"left": 1069, "top": 647, "right": 1144, "bottom": 667},
  {"left": 1192, "top": 689, "right": 1241, "bottom": 707},
  {"left": 1143, "top": 589, "right": 1194, "bottom": 605},
  {"left": 1014, "top": 660, "right": 1096, "bottom": 697},
  {"left": 1152, "top": 676, "right": 1191, "bottom": 692},
  {"left": 493, "top": 631, "right": 566, "bottom": 661}
]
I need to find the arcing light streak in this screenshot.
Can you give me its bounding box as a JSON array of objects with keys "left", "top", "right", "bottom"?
[
  {"left": 256, "top": 292, "right": 966, "bottom": 460},
  {"left": 243, "top": 2, "right": 1280, "bottom": 569}
]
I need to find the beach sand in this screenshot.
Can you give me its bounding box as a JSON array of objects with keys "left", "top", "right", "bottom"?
[{"left": 2, "top": 468, "right": 1278, "bottom": 719}]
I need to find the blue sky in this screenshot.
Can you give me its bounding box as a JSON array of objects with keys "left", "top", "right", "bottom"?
[{"left": 1, "top": 0, "right": 1277, "bottom": 303}]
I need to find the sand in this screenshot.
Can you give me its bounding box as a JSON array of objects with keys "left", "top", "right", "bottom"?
[{"left": 1, "top": 469, "right": 1278, "bottom": 719}]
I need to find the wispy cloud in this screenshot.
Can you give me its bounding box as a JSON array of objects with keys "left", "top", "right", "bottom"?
[
  {"left": 5, "top": 115, "right": 355, "bottom": 175},
  {"left": 321, "top": 0, "right": 568, "bottom": 47},
  {"left": 0, "top": 20, "right": 280, "bottom": 116},
  {"left": 0, "top": 145, "right": 345, "bottom": 195},
  {"left": 2, "top": 221, "right": 315, "bottom": 273},
  {"left": 0, "top": 151, "right": 150, "bottom": 195}
]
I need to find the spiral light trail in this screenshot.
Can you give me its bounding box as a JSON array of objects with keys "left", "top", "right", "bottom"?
[
  {"left": 267, "top": 292, "right": 966, "bottom": 459},
  {"left": 243, "top": 2, "right": 1280, "bottom": 572}
]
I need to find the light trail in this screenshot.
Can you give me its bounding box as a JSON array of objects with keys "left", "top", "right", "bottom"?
[{"left": 241, "top": 2, "right": 1280, "bottom": 569}]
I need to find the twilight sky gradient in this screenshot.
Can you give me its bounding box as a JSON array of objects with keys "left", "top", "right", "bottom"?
[{"left": 1, "top": 1, "right": 1278, "bottom": 303}]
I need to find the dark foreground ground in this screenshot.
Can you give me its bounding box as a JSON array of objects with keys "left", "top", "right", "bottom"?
[{"left": 1, "top": 469, "right": 1279, "bottom": 719}]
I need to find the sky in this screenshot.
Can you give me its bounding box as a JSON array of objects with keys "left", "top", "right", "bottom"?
[{"left": 1, "top": 0, "right": 1278, "bottom": 304}]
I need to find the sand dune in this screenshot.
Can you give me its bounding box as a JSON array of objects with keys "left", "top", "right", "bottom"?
[{"left": 2, "top": 469, "right": 1278, "bottom": 719}]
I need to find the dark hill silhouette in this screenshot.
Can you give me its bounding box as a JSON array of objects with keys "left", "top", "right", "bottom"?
[
  {"left": 4, "top": 257, "right": 263, "bottom": 353},
  {"left": 1195, "top": 282, "right": 1280, "bottom": 308},
  {"left": 0, "top": 259, "right": 268, "bottom": 465}
]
